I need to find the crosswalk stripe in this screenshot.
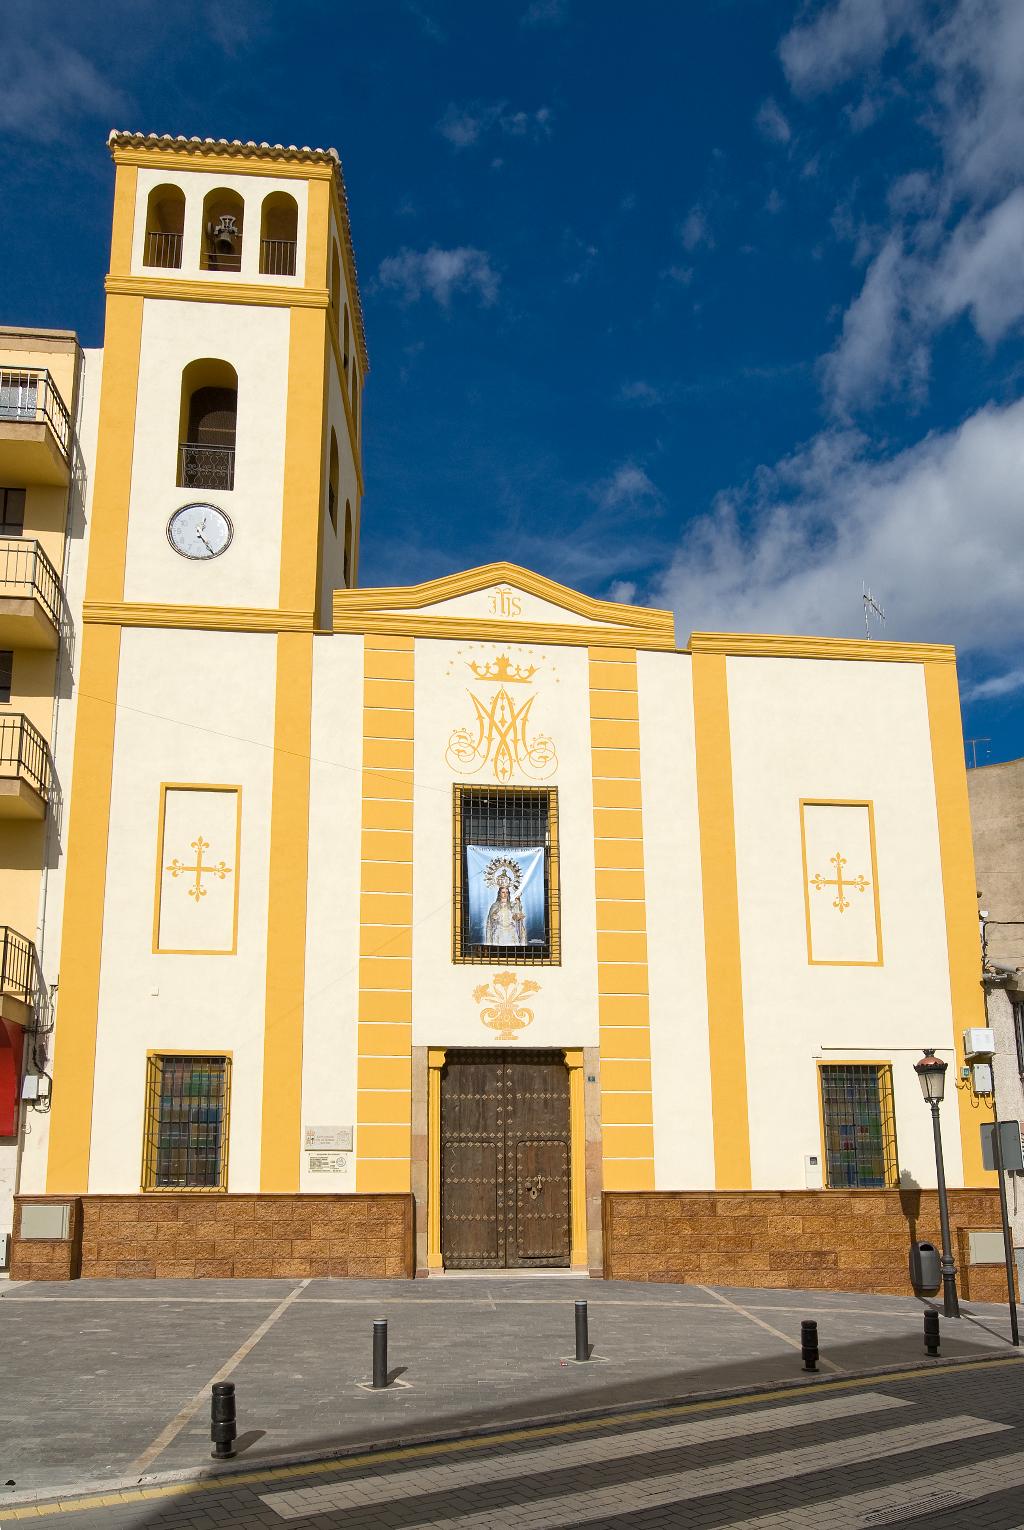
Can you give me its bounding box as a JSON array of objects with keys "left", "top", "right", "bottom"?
[
  {"left": 263, "top": 1413, "right": 1006, "bottom": 1529},
  {"left": 261, "top": 1391, "right": 908, "bottom": 1520},
  {"left": 722, "top": 1448, "right": 1024, "bottom": 1527}
]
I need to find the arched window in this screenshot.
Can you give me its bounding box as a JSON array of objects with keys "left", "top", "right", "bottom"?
[
  {"left": 351, "top": 366, "right": 359, "bottom": 442},
  {"left": 144, "top": 184, "right": 185, "bottom": 269},
  {"left": 343, "top": 304, "right": 350, "bottom": 373},
  {"left": 327, "top": 430, "right": 340, "bottom": 534},
  {"left": 178, "top": 359, "right": 238, "bottom": 490},
  {"left": 201, "top": 188, "right": 244, "bottom": 273},
  {"left": 330, "top": 244, "right": 341, "bottom": 322},
  {"left": 259, "top": 192, "right": 297, "bottom": 276},
  {"left": 343, "top": 500, "right": 353, "bottom": 588}
]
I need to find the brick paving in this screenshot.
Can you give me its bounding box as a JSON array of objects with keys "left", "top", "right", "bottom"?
[{"left": 1, "top": 1275, "right": 1021, "bottom": 1526}]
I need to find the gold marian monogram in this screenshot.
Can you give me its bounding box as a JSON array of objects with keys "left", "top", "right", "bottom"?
[
  {"left": 446, "top": 656, "right": 557, "bottom": 783},
  {"left": 809, "top": 851, "right": 871, "bottom": 913},
  {"left": 166, "top": 835, "right": 232, "bottom": 903},
  {"left": 474, "top": 971, "right": 541, "bottom": 1040}
]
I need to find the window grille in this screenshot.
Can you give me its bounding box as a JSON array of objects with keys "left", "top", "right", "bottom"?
[
  {"left": 0, "top": 651, "right": 13, "bottom": 705},
  {"left": 142, "top": 1054, "right": 230, "bottom": 1191},
  {"left": 1013, "top": 1001, "right": 1024, "bottom": 1077},
  {"left": 0, "top": 489, "right": 25, "bottom": 536},
  {"left": 453, "top": 785, "right": 560, "bottom": 964},
  {"left": 820, "top": 1064, "right": 898, "bottom": 1188}
]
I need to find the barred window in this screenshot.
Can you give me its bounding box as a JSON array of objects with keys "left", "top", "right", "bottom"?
[
  {"left": 820, "top": 1064, "right": 898, "bottom": 1188},
  {"left": 142, "top": 1054, "right": 230, "bottom": 1191},
  {"left": 453, "top": 785, "right": 560, "bottom": 964}
]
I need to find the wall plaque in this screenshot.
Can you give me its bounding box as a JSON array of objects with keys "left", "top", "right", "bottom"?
[
  {"left": 308, "top": 1152, "right": 348, "bottom": 1173},
  {"left": 303, "top": 1125, "right": 353, "bottom": 1151}
]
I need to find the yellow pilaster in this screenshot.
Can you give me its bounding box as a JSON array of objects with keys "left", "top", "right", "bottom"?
[
  {"left": 589, "top": 648, "right": 655, "bottom": 1191},
  {"left": 427, "top": 1047, "right": 446, "bottom": 1269},
  {"left": 564, "top": 1048, "right": 588, "bottom": 1267},
  {"left": 924, "top": 660, "right": 994, "bottom": 1186},
  {"left": 692, "top": 651, "right": 752, "bottom": 1189},
  {"left": 356, "top": 635, "right": 415, "bottom": 1190},
  {"left": 259, "top": 632, "right": 313, "bottom": 1191}
]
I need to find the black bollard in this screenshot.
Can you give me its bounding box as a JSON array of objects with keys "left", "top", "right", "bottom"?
[
  {"left": 800, "top": 1319, "right": 819, "bottom": 1372},
  {"left": 372, "top": 1319, "right": 389, "bottom": 1389},
  {"left": 574, "top": 1300, "right": 589, "bottom": 1362},
  {"left": 924, "top": 1311, "right": 940, "bottom": 1356},
  {"left": 210, "top": 1381, "right": 237, "bottom": 1460}
]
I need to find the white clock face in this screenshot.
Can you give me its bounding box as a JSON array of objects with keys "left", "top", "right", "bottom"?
[{"left": 166, "top": 503, "right": 233, "bottom": 560}]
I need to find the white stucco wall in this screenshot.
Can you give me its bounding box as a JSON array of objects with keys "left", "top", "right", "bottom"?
[{"left": 131, "top": 168, "right": 309, "bottom": 286}]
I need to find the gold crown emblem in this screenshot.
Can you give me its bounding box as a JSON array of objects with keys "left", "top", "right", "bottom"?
[{"left": 467, "top": 654, "right": 538, "bottom": 684}]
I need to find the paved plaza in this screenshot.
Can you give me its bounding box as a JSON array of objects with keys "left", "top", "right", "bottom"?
[{"left": 1, "top": 1272, "right": 1022, "bottom": 1524}]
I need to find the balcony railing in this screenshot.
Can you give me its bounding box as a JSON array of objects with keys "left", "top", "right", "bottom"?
[
  {"left": 0, "top": 369, "right": 71, "bottom": 461},
  {"left": 260, "top": 238, "right": 297, "bottom": 277},
  {"left": 0, "top": 926, "right": 40, "bottom": 1008},
  {"left": 178, "top": 442, "right": 235, "bottom": 492},
  {"left": 203, "top": 251, "right": 242, "bottom": 273},
  {"left": 144, "top": 231, "right": 183, "bottom": 269},
  {"left": 0, "top": 539, "right": 62, "bottom": 634},
  {"left": 0, "top": 714, "right": 53, "bottom": 805}
]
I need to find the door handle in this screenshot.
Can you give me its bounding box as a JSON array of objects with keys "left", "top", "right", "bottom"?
[{"left": 524, "top": 1176, "right": 544, "bottom": 1200}]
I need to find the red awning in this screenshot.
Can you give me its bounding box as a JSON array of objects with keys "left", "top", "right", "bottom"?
[{"left": 0, "top": 1019, "right": 24, "bottom": 1137}]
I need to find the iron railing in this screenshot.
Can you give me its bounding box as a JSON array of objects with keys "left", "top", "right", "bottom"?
[
  {"left": 0, "top": 926, "right": 39, "bottom": 1006},
  {"left": 178, "top": 442, "right": 235, "bottom": 491},
  {"left": 0, "top": 369, "right": 71, "bottom": 461},
  {"left": 143, "top": 231, "right": 183, "bottom": 269},
  {"left": 203, "top": 251, "right": 242, "bottom": 273},
  {"left": 0, "top": 713, "right": 53, "bottom": 804},
  {"left": 260, "top": 238, "right": 297, "bottom": 277},
  {"left": 0, "top": 538, "right": 62, "bottom": 633}
]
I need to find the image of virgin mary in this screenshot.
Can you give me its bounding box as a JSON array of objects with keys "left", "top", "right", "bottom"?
[{"left": 484, "top": 872, "right": 527, "bottom": 946}]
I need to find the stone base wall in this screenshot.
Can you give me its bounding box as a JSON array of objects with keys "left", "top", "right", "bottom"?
[
  {"left": 603, "top": 1189, "right": 1018, "bottom": 1299},
  {"left": 11, "top": 1194, "right": 414, "bottom": 1281}
]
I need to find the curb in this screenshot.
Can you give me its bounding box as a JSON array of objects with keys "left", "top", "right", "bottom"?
[{"left": 4, "top": 1348, "right": 1023, "bottom": 1511}]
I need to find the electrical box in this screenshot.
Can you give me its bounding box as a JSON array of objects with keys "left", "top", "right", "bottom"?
[
  {"left": 21, "top": 1074, "right": 50, "bottom": 1101},
  {"left": 972, "top": 1062, "right": 993, "bottom": 1095},
  {"left": 804, "top": 1153, "right": 823, "bottom": 1189},
  {"left": 981, "top": 1121, "right": 1024, "bottom": 1172},
  {"left": 0, "top": 1233, "right": 9, "bottom": 1269},
  {"left": 963, "top": 1028, "right": 996, "bottom": 1059}
]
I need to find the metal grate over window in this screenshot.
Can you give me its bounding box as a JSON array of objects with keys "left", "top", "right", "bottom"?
[
  {"left": 453, "top": 785, "right": 560, "bottom": 965},
  {"left": 820, "top": 1064, "right": 898, "bottom": 1188},
  {"left": 142, "top": 1054, "right": 231, "bottom": 1191}
]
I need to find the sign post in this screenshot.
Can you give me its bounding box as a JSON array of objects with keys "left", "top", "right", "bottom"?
[{"left": 980, "top": 1101, "right": 1021, "bottom": 1347}]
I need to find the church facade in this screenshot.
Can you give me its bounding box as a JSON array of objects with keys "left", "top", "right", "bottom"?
[{"left": 8, "top": 134, "right": 1002, "bottom": 1286}]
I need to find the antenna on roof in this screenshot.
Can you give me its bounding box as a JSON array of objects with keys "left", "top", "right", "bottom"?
[{"left": 863, "top": 584, "right": 885, "bottom": 639}]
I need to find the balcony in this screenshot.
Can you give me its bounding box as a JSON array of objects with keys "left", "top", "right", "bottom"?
[
  {"left": 260, "top": 238, "right": 297, "bottom": 277},
  {"left": 0, "top": 369, "right": 72, "bottom": 487},
  {"left": 0, "top": 714, "right": 53, "bottom": 819},
  {"left": 0, "top": 926, "right": 40, "bottom": 1026},
  {"left": 143, "top": 231, "right": 183, "bottom": 270},
  {"left": 178, "top": 442, "right": 235, "bottom": 492},
  {"left": 0, "top": 540, "right": 62, "bottom": 649}
]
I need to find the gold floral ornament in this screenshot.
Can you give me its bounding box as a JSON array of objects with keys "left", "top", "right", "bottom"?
[
  {"left": 809, "top": 851, "right": 870, "bottom": 913},
  {"left": 474, "top": 971, "right": 541, "bottom": 1041},
  {"left": 445, "top": 655, "right": 557, "bottom": 784},
  {"left": 166, "top": 835, "right": 233, "bottom": 903}
]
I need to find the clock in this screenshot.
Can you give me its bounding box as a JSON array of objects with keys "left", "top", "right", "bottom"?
[{"left": 166, "top": 503, "right": 233, "bottom": 560}]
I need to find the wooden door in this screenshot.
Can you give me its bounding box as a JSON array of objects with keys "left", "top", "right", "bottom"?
[{"left": 440, "top": 1050, "right": 571, "bottom": 1269}]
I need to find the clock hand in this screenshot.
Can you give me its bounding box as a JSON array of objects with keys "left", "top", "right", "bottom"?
[{"left": 195, "top": 527, "right": 215, "bottom": 553}]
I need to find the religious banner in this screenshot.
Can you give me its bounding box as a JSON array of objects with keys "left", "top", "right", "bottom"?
[
  {"left": 465, "top": 844, "right": 546, "bottom": 949},
  {"left": 154, "top": 785, "right": 241, "bottom": 955},
  {"left": 800, "top": 800, "right": 882, "bottom": 966}
]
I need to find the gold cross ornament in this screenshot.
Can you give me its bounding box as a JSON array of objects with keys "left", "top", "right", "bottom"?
[
  {"left": 809, "top": 851, "right": 870, "bottom": 913},
  {"left": 166, "top": 835, "right": 232, "bottom": 903}
]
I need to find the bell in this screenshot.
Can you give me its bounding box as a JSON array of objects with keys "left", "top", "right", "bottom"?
[{"left": 207, "top": 215, "right": 239, "bottom": 255}]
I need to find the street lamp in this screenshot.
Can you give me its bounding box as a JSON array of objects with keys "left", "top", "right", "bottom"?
[{"left": 914, "top": 1049, "right": 960, "bottom": 1318}]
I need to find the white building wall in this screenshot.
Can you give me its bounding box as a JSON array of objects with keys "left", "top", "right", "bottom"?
[
  {"left": 88, "top": 627, "right": 277, "bottom": 1192},
  {"left": 121, "top": 298, "right": 291, "bottom": 610},
  {"left": 300, "top": 633, "right": 364, "bottom": 1190},
  {"left": 131, "top": 168, "right": 309, "bottom": 286},
  {"left": 637, "top": 650, "right": 715, "bottom": 1190},
  {"left": 726, "top": 656, "right": 960, "bottom": 1191},
  {"left": 411, "top": 638, "right": 599, "bottom": 1049}
]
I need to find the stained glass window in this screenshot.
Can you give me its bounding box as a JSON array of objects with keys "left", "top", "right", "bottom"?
[
  {"left": 820, "top": 1064, "right": 898, "bottom": 1188},
  {"left": 142, "top": 1054, "right": 230, "bottom": 1190}
]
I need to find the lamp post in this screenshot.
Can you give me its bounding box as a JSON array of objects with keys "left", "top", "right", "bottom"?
[{"left": 914, "top": 1050, "right": 960, "bottom": 1319}]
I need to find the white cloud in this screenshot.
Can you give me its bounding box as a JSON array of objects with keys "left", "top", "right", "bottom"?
[
  {"left": 963, "top": 668, "right": 1024, "bottom": 702},
  {"left": 0, "top": 37, "right": 128, "bottom": 140},
  {"left": 779, "top": 0, "right": 912, "bottom": 98},
  {"left": 522, "top": 0, "right": 569, "bottom": 25},
  {"left": 608, "top": 580, "right": 638, "bottom": 604},
  {"left": 655, "top": 400, "right": 1024, "bottom": 662},
  {"left": 437, "top": 101, "right": 552, "bottom": 150},
  {"left": 593, "top": 463, "right": 661, "bottom": 512},
  {"left": 756, "top": 97, "right": 792, "bottom": 145},
  {"left": 376, "top": 247, "right": 500, "bottom": 309},
  {"left": 618, "top": 380, "right": 661, "bottom": 406},
  {"left": 661, "top": 264, "right": 694, "bottom": 286},
  {"left": 680, "top": 207, "right": 713, "bottom": 251}
]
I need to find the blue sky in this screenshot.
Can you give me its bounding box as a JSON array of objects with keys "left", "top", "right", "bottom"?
[{"left": 3, "top": 0, "right": 1023, "bottom": 763}]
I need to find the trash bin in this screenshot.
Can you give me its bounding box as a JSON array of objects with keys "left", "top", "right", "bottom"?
[{"left": 910, "top": 1241, "right": 941, "bottom": 1292}]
